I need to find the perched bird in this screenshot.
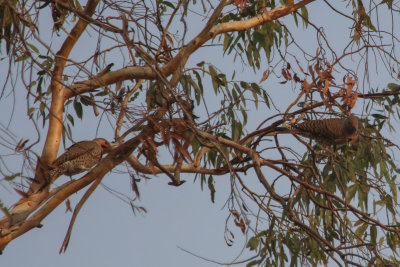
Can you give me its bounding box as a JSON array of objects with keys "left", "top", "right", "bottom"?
[
  {"left": 272, "top": 115, "right": 359, "bottom": 146},
  {"left": 47, "top": 138, "right": 111, "bottom": 180}
]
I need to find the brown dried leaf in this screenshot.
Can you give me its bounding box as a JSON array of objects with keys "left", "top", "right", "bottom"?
[
  {"left": 148, "top": 116, "right": 162, "bottom": 131},
  {"left": 346, "top": 75, "right": 355, "bottom": 96},
  {"left": 322, "top": 97, "right": 330, "bottom": 110},
  {"left": 170, "top": 131, "right": 187, "bottom": 142},
  {"left": 116, "top": 87, "right": 125, "bottom": 102},
  {"left": 234, "top": 218, "right": 246, "bottom": 234},
  {"left": 174, "top": 141, "right": 193, "bottom": 162},
  {"left": 15, "top": 139, "right": 29, "bottom": 152},
  {"left": 314, "top": 62, "right": 320, "bottom": 75},
  {"left": 138, "top": 206, "right": 147, "bottom": 213},
  {"left": 147, "top": 138, "right": 158, "bottom": 154},
  {"left": 316, "top": 81, "right": 323, "bottom": 92},
  {"left": 259, "top": 69, "right": 270, "bottom": 83},
  {"left": 281, "top": 69, "right": 288, "bottom": 80},
  {"left": 165, "top": 33, "right": 174, "bottom": 47},
  {"left": 292, "top": 186, "right": 302, "bottom": 198},
  {"left": 159, "top": 122, "right": 172, "bottom": 145},
  {"left": 242, "top": 204, "right": 248, "bottom": 212},
  {"left": 323, "top": 80, "right": 330, "bottom": 96},
  {"left": 302, "top": 80, "right": 312, "bottom": 94},
  {"left": 308, "top": 65, "right": 315, "bottom": 79},
  {"left": 172, "top": 118, "right": 188, "bottom": 134},
  {"left": 349, "top": 92, "right": 358, "bottom": 109},
  {"left": 232, "top": 210, "right": 240, "bottom": 219},
  {"left": 65, "top": 199, "right": 72, "bottom": 213},
  {"left": 293, "top": 73, "right": 302, "bottom": 83},
  {"left": 326, "top": 90, "right": 335, "bottom": 104},
  {"left": 297, "top": 61, "right": 305, "bottom": 73},
  {"left": 115, "top": 80, "right": 122, "bottom": 92},
  {"left": 232, "top": 0, "right": 249, "bottom": 12},
  {"left": 131, "top": 175, "right": 141, "bottom": 199}
]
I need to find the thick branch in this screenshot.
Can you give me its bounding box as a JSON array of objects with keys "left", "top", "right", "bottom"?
[
  {"left": 42, "top": 0, "right": 100, "bottom": 164},
  {"left": 0, "top": 0, "right": 103, "bottom": 233},
  {"left": 212, "top": 0, "right": 315, "bottom": 34}
]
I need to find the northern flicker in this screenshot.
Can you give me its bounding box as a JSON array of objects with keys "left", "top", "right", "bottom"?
[
  {"left": 47, "top": 138, "right": 111, "bottom": 180},
  {"left": 272, "top": 115, "right": 359, "bottom": 146}
]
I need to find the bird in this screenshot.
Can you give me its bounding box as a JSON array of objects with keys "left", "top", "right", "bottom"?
[
  {"left": 271, "top": 115, "right": 359, "bottom": 146},
  {"left": 47, "top": 138, "right": 111, "bottom": 181}
]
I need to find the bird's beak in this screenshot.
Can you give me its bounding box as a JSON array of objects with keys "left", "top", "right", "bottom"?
[{"left": 102, "top": 143, "right": 113, "bottom": 153}]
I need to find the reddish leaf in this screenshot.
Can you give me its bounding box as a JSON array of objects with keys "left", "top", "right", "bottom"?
[
  {"left": 15, "top": 139, "right": 29, "bottom": 152},
  {"left": 259, "top": 69, "right": 270, "bottom": 83},
  {"left": 174, "top": 141, "right": 193, "bottom": 162},
  {"left": 350, "top": 92, "right": 358, "bottom": 109},
  {"left": 296, "top": 61, "right": 305, "bottom": 73},
  {"left": 232, "top": 210, "right": 240, "bottom": 219},
  {"left": 65, "top": 199, "right": 72, "bottom": 213}
]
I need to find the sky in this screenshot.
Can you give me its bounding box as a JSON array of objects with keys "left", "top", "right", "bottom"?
[{"left": 0, "top": 1, "right": 399, "bottom": 267}]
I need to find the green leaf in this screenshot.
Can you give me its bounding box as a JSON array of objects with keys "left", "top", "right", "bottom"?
[
  {"left": 355, "top": 223, "right": 368, "bottom": 242},
  {"left": 192, "top": 70, "right": 203, "bottom": 104},
  {"left": 209, "top": 65, "right": 219, "bottom": 93},
  {"left": 4, "top": 173, "right": 21, "bottom": 181},
  {"left": 387, "top": 83, "right": 400, "bottom": 91},
  {"left": 67, "top": 114, "right": 74, "bottom": 126},
  {"left": 232, "top": 120, "right": 243, "bottom": 141},
  {"left": 15, "top": 52, "right": 30, "bottom": 62},
  {"left": 27, "top": 42, "right": 39, "bottom": 53},
  {"left": 347, "top": 184, "right": 357, "bottom": 200},
  {"left": 161, "top": 1, "right": 175, "bottom": 9},
  {"left": 370, "top": 225, "right": 377, "bottom": 244},
  {"left": 208, "top": 175, "right": 215, "bottom": 203},
  {"left": 0, "top": 200, "right": 10, "bottom": 216},
  {"left": 80, "top": 96, "right": 93, "bottom": 106},
  {"left": 246, "top": 236, "right": 259, "bottom": 251},
  {"left": 75, "top": 0, "right": 83, "bottom": 11},
  {"left": 246, "top": 259, "right": 261, "bottom": 267},
  {"left": 262, "top": 90, "right": 270, "bottom": 108},
  {"left": 196, "top": 61, "right": 205, "bottom": 67},
  {"left": 362, "top": 14, "right": 377, "bottom": 31},
  {"left": 95, "top": 91, "right": 109, "bottom": 96},
  {"left": 301, "top": 6, "right": 309, "bottom": 27},
  {"left": 74, "top": 100, "right": 83, "bottom": 119},
  {"left": 223, "top": 33, "right": 232, "bottom": 52},
  {"left": 200, "top": 173, "right": 206, "bottom": 190},
  {"left": 240, "top": 107, "right": 248, "bottom": 126},
  {"left": 372, "top": 113, "right": 387, "bottom": 119}
]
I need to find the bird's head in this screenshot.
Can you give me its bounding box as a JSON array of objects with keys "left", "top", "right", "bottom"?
[
  {"left": 343, "top": 114, "right": 358, "bottom": 135},
  {"left": 93, "top": 138, "right": 112, "bottom": 153}
]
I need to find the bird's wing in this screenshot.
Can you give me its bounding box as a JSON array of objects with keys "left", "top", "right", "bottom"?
[
  {"left": 52, "top": 141, "right": 97, "bottom": 166},
  {"left": 322, "top": 118, "right": 345, "bottom": 138},
  {"left": 294, "top": 119, "right": 342, "bottom": 138}
]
